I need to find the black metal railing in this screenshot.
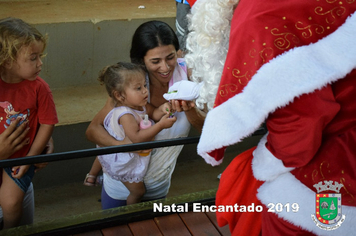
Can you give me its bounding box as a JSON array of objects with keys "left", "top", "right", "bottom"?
[
  {"left": 0, "top": 126, "right": 266, "bottom": 168},
  {"left": 0, "top": 137, "right": 200, "bottom": 168}
]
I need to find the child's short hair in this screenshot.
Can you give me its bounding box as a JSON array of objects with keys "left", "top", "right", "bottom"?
[
  {"left": 98, "top": 62, "right": 146, "bottom": 99},
  {"left": 0, "top": 17, "right": 47, "bottom": 68}
]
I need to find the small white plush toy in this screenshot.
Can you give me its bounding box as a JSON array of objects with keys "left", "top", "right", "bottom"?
[{"left": 163, "top": 80, "right": 203, "bottom": 101}]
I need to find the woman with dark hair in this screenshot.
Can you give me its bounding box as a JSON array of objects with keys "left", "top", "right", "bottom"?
[
  {"left": 130, "top": 21, "right": 179, "bottom": 65},
  {"left": 85, "top": 20, "right": 205, "bottom": 209}
]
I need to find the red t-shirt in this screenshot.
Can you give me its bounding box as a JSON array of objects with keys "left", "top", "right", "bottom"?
[{"left": 0, "top": 77, "right": 58, "bottom": 159}]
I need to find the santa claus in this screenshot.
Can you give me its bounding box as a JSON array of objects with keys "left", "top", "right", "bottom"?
[{"left": 185, "top": 0, "right": 356, "bottom": 235}]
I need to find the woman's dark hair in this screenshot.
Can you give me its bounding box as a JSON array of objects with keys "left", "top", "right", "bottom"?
[{"left": 130, "top": 20, "right": 179, "bottom": 65}]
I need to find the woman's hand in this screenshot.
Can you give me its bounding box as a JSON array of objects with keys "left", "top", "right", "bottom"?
[
  {"left": 171, "top": 99, "right": 206, "bottom": 132},
  {"left": 170, "top": 99, "right": 196, "bottom": 112},
  {"left": 44, "top": 136, "right": 54, "bottom": 154},
  {"left": 97, "top": 134, "right": 152, "bottom": 154},
  {"left": 0, "top": 117, "right": 30, "bottom": 160},
  {"left": 34, "top": 137, "right": 54, "bottom": 172},
  {"left": 123, "top": 135, "right": 153, "bottom": 154}
]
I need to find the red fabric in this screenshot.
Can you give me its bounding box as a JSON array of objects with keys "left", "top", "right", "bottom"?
[
  {"left": 208, "top": 146, "right": 226, "bottom": 163},
  {"left": 186, "top": 0, "right": 196, "bottom": 7},
  {"left": 216, "top": 147, "right": 263, "bottom": 236},
  {"left": 266, "top": 85, "right": 340, "bottom": 168},
  {"left": 208, "top": 0, "right": 356, "bottom": 235},
  {"left": 0, "top": 77, "right": 58, "bottom": 159},
  {"left": 210, "top": 0, "right": 356, "bottom": 163},
  {"left": 265, "top": 73, "right": 356, "bottom": 207}
]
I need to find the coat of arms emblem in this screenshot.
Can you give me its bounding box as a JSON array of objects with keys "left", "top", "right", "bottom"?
[{"left": 311, "top": 181, "right": 346, "bottom": 230}]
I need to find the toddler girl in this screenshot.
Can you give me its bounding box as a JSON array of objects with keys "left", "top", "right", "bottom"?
[{"left": 97, "top": 62, "right": 176, "bottom": 205}]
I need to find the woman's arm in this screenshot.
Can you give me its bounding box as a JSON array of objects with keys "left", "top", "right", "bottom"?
[
  {"left": 86, "top": 97, "right": 132, "bottom": 147},
  {"left": 185, "top": 107, "right": 206, "bottom": 132},
  {"left": 171, "top": 99, "right": 206, "bottom": 132}
]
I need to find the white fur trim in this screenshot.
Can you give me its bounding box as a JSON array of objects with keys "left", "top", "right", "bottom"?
[
  {"left": 186, "top": 0, "right": 237, "bottom": 110},
  {"left": 199, "top": 151, "right": 223, "bottom": 166},
  {"left": 257, "top": 172, "right": 356, "bottom": 235},
  {"left": 252, "top": 134, "right": 294, "bottom": 181},
  {"left": 198, "top": 12, "right": 356, "bottom": 161}
]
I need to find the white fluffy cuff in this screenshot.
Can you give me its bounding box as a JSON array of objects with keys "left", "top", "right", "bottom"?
[{"left": 252, "top": 134, "right": 294, "bottom": 181}]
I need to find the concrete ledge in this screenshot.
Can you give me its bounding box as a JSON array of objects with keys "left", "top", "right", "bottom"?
[
  {"left": 0, "top": 0, "right": 176, "bottom": 24},
  {"left": 0, "top": 1, "right": 177, "bottom": 125},
  {"left": 52, "top": 84, "right": 108, "bottom": 126},
  {"left": 45, "top": 17, "right": 175, "bottom": 126}
]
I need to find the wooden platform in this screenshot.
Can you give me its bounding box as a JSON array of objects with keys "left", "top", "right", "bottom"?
[
  {"left": 78, "top": 212, "right": 231, "bottom": 236},
  {"left": 0, "top": 190, "right": 233, "bottom": 236}
]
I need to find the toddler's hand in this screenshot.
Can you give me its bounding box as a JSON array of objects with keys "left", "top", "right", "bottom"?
[
  {"left": 159, "top": 102, "right": 172, "bottom": 113},
  {"left": 159, "top": 102, "right": 175, "bottom": 117},
  {"left": 158, "top": 113, "right": 177, "bottom": 129},
  {"left": 12, "top": 165, "right": 30, "bottom": 179}
]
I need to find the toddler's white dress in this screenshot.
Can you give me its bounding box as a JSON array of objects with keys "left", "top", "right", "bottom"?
[{"left": 98, "top": 106, "right": 150, "bottom": 183}]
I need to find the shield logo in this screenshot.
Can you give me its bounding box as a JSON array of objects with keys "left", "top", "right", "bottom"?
[
  {"left": 316, "top": 193, "right": 342, "bottom": 225},
  {"left": 311, "top": 181, "right": 346, "bottom": 230}
]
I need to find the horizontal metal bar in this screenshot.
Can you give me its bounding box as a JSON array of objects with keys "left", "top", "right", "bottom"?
[
  {"left": 0, "top": 126, "right": 266, "bottom": 168},
  {"left": 0, "top": 136, "right": 200, "bottom": 168}
]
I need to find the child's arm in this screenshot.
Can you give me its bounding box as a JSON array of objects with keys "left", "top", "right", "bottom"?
[
  {"left": 120, "top": 112, "right": 176, "bottom": 144},
  {"left": 146, "top": 102, "right": 173, "bottom": 122},
  {"left": 26, "top": 124, "right": 54, "bottom": 157},
  {"left": 12, "top": 124, "right": 54, "bottom": 178}
]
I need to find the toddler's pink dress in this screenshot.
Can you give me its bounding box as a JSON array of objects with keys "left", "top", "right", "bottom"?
[{"left": 98, "top": 106, "right": 150, "bottom": 183}]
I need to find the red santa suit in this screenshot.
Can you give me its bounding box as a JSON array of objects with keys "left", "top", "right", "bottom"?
[{"left": 192, "top": 0, "right": 356, "bottom": 235}]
